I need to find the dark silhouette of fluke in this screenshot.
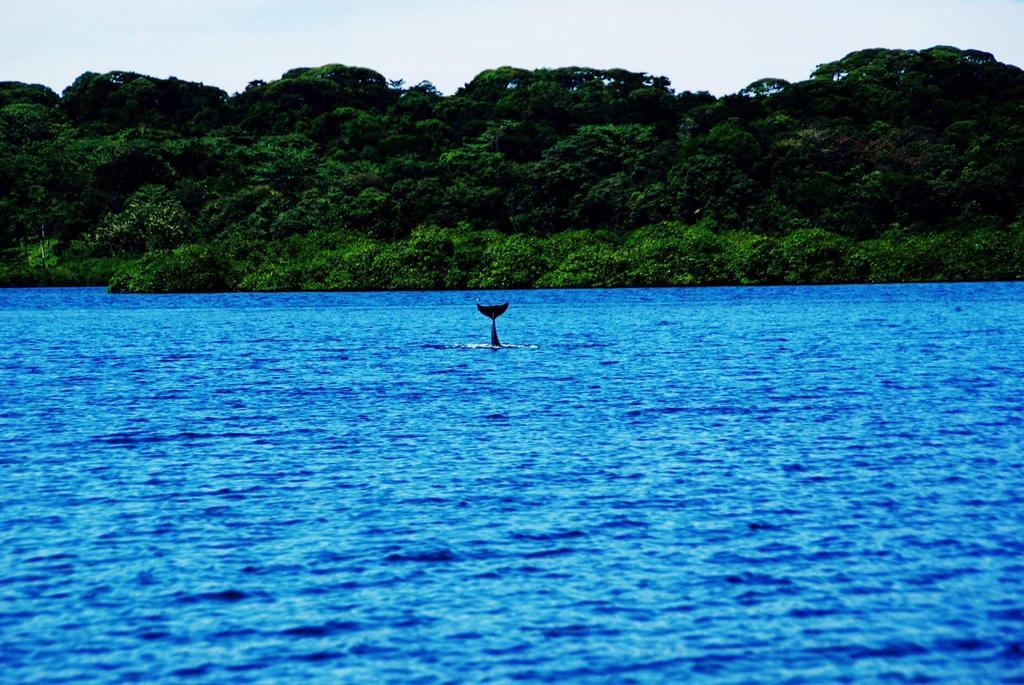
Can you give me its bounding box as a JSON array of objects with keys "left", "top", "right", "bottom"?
[{"left": 477, "top": 302, "right": 509, "bottom": 347}]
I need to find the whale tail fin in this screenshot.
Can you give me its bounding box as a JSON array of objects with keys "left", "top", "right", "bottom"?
[
  {"left": 477, "top": 302, "right": 509, "bottom": 320},
  {"left": 477, "top": 302, "right": 508, "bottom": 347}
]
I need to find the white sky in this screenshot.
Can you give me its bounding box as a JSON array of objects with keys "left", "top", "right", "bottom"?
[{"left": 2, "top": 0, "right": 1023, "bottom": 96}]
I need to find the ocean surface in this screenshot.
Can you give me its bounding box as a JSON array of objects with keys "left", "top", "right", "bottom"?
[{"left": 1, "top": 283, "right": 1023, "bottom": 683}]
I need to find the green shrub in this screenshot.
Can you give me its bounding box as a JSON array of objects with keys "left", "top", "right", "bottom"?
[
  {"left": 469, "top": 234, "right": 546, "bottom": 288},
  {"left": 109, "top": 244, "right": 227, "bottom": 293},
  {"left": 775, "top": 228, "right": 862, "bottom": 283},
  {"left": 536, "top": 242, "right": 627, "bottom": 287},
  {"left": 720, "top": 231, "right": 779, "bottom": 284},
  {"left": 855, "top": 232, "right": 944, "bottom": 282},
  {"left": 621, "top": 221, "right": 726, "bottom": 286},
  {"left": 935, "top": 229, "right": 1018, "bottom": 281}
]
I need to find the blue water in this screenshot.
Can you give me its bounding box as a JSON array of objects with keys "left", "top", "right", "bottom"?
[{"left": 2, "top": 284, "right": 1024, "bottom": 683}]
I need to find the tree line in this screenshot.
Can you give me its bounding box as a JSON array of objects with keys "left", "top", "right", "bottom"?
[{"left": 1, "top": 46, "right": 1022, "bottom": 291}]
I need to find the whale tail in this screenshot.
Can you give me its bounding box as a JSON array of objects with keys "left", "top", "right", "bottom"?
[
  {"left": 476, "top": 302, "right": 509, "bottom": 320},
  {"left": 477, "top": 302, "right": 509, "bottom": 347}
]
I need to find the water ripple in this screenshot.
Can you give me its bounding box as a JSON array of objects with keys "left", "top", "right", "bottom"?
[{"left": 1, "top": 284, "right": 1023, "bottom": 683}]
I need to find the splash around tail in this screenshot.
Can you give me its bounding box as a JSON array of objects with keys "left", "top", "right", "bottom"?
[{"left": 477, "top": 302, "right": 509, "bottom": 347}]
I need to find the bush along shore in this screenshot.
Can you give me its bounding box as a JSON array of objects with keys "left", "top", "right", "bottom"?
[
  {"left": 102, "top": 223, "right": 1023, "bottom": 293},
  {"left": 1, "top": 46, "right": 1022, "bottom": 292}
]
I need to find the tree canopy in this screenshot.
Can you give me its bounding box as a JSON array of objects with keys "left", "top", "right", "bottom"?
[{"left": 1, "top": 46, "right": 1022, "bottom": 291}]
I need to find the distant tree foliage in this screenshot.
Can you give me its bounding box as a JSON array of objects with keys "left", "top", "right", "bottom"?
[{"left": 1, "top": 46, "right": 1023, "bottom": 291}]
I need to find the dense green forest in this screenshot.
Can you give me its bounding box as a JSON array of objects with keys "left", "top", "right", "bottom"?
[{"left": 1, "top": 46, "right": 1023, "bottom": 292}]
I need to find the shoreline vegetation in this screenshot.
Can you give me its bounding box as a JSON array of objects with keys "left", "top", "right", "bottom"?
[{"left": 1, "top": 46, "right": 1022, "bottom": 293}]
